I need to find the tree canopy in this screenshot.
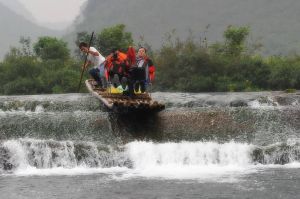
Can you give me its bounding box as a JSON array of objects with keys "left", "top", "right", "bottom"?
[{"left": 34, "top": 37, "right": 70, "bottom": 61}]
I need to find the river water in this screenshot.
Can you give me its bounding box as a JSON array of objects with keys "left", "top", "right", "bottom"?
[{"left": 0, "top": 92, "right": 300, "bottom": 199}]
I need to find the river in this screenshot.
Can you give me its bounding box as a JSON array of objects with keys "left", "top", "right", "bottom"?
[{"left": 0, "top": 92, "right": 299, "bottom": 198}]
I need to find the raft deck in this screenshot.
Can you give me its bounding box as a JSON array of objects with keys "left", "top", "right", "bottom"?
[{"left": 85, "top": 79, "right": 165, "bottom": 112}]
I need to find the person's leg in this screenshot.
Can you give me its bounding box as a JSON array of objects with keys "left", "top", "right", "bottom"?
[
  {"left": 118, "top": 74, "right": 123, "bottom": 86},
  {"left": 89, "top": 68, "right": 101, "bottom": 86},
  {"left": 121, "top": 77, "right": 127, "bottom": 90},
  {"left": 112, "top": 74, "right": 120, "bottom": 88},
  {"left": 126, "top": 78, "right": 135, "bottom": 97},
  {"left": 100, "top": 76, "right": 107, "bottom": 89},
  {"left": 140, "top": 81, "right": 146, "bottom": 93},
  {"left": 127, "top": 67, "right": 138, "bottom": 97},
  {"left": 140, "top": 67, "right": 146, "bottom": 93},
  {"left": 134, "top": 68, "right": 145, "bottom": 92},
  {"left": 98, "top": 63, "right": 107, "bottom": 88},
  {"left": 134, "top": 81, "right": 140, "bottom": 92}
]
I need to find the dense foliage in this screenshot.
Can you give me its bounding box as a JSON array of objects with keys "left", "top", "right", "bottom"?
[
  {"left": 0, "top": 37, "right": 80, "bottom": 95},
  {"left": 154, "top": 26, "right": 300, "bottom": 91},
  {"left": 0, "top": 25, "right": 299, "bottom": 95}
]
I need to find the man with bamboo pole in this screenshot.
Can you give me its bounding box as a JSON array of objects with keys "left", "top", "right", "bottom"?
[{"left": 79, "top": 42, "right": 106, "bottom": 89}]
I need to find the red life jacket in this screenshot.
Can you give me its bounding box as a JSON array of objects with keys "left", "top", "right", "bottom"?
[
  {"left": 127, "top": 46, "right": 136, "bottom": 66},
  {"left": 148, "top": 64, "right": 155, "bottom": 82},
  {"left": 143, "top": 57, "right": 155, "bottom": 82}
]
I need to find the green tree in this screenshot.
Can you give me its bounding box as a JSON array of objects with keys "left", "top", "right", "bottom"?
[
  {"left": 97, "top": 24, "right": 133, "bottom": 56},
  {"left": 0, "top": 36, "right": 80, "bottom": 95},
  {"left": 0, "top": 47, "right": 41, "bottom": 94},
  {"left": 223, "top": 26, "right": 249, "bottom": 56},
  {"left": 34, "top": 37, "right": 70, "bottom": 61}
]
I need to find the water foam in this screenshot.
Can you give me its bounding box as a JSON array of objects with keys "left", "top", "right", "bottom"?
[
  {"left": 248, "top": 96, "right": 279, "bottom": 109},
  {"left": 13, "top": 166, "right": 129, "bottom": 176},
  {"left": 1, "top": 140, "right": 300, "bottom": 180},
  {"left": 126, "top": 141, "right": 254, "bottom": 167},
  {"left": 122, "top": 141, "right": 256, "bottom": 180}
]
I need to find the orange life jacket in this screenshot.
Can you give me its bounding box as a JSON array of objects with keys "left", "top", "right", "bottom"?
[{"left": 105, "top": 51, "right": 129, "bottom": 76}]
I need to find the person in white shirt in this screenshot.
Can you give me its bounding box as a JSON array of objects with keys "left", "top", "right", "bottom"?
[{"left": 79, "top": 42, "right": 107, "bottom": 88}]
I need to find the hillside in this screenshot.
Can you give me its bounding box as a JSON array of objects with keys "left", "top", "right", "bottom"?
[
  {"left": 0, "top": 2, "right": 61, "bottom": 59},
  {"left": 70, "top": 0, "right": 300, "bottom": 55}
]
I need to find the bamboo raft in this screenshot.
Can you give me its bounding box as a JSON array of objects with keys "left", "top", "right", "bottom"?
[{"left": 85, "top": 79, "right": 165, "bottom": 112}]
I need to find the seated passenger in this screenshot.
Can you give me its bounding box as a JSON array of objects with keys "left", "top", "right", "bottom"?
[
  {"left": 128, "top": 47, "right": 155, "bottom": 96},
  {"left": 105, "top": 49, "right": 129, "bottom": 88}
]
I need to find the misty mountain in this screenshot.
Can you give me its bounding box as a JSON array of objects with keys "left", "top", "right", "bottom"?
[
  {"left": 0, "top": 2, "right": 61, "bottom": 59},
  {"left": 0, "top": 0, "right": 36, "bottom": 22},
  {"left": 70, "top": 0, "right": 300, "bottom": 55}
]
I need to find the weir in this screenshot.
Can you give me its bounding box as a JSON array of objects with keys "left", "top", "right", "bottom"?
[
  {"left": 1, "top": 139, "right": 300, "bottom": 174},
  {"left": 0, "top": 92, "right": 299, "bottom": 174}
]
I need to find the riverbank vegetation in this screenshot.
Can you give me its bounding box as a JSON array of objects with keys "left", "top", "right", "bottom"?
[{"left": 0, "top": 24, "right": 299, "bottom": 95}]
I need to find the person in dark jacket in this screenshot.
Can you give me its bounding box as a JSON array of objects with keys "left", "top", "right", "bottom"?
[{"left": 128, "top": 47, "right": 155, "bottom": 96}]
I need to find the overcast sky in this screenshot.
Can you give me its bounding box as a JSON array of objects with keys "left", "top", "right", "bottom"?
[{"left": 18, "top": 0, "right": 87, "bottom": 24}]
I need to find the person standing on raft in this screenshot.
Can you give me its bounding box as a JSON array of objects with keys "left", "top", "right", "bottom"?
[{"left": 79, "top": 42, "right": 106, "bottom": 88}]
